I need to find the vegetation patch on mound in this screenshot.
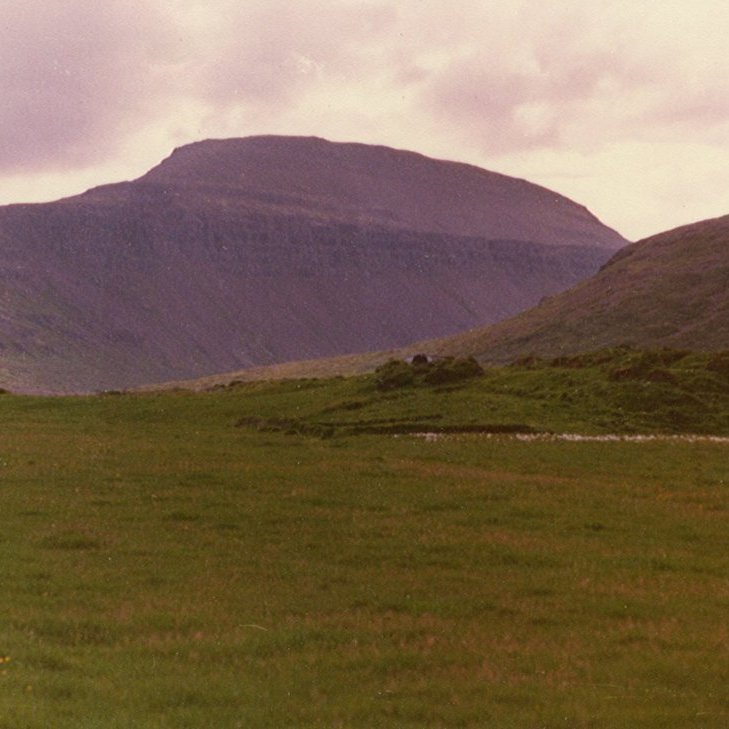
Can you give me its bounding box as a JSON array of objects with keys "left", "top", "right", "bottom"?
[
  {"left": 225, "top": 347, "right": 729, "bottom": 437},
  {"left": 374, "top": 355, "right": 484, "bottom": 390}
]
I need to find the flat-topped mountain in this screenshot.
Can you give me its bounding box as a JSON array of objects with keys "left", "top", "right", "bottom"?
[
  {"left": 416, "top": 214, "right": 729, "bottom": 362},
  {"left": 137, "top": 136, "right": 625, "bottom": 248},
  {"left": 0, "top": 136, "right": 626, "bottom": 393}
]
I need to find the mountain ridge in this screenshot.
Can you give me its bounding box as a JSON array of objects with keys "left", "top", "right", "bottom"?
[{"left": 136, "top": 135, "right": 625, "bottom": 248}]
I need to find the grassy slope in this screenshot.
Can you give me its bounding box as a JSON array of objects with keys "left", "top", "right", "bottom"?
[
  {"left": 420, "top": 215, "right": 729, "bottom": 362},
  {"left": 140, "top": 350, "right": 393, "bottom": 393},
  {"left": 1, "top": 358, "right": 729, "bottom": 727}
]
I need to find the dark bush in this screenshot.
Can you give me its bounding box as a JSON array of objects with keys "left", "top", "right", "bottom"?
[
  {"left": 374, "top": 359, "right": 416, "bottom": 390},
  {"left": 707, "top": 352, "right": 729, "bottom": 379},
  {"left": 374, "top": 356, "right": 483, "bottom": 390},
  {"left": 422, "top": 356, "right": 484, "bottom": 385},
  {"left": 609, "top": 365, "right": 677, "bottom": 384},
  {"left": 511, "top": 354, "right": 543, "bottom": 369},
  {"left": 624, "top": 350, "right": 688, "bottom": 371}
]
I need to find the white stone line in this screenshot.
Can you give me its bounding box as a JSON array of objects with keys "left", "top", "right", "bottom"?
[{"left": 410, "top": 432, "right": 729, "bottom": 444}]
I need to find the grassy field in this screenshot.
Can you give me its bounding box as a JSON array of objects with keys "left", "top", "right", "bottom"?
[{"left": 1, "top": 354, "right": 729, "bottom": 727}]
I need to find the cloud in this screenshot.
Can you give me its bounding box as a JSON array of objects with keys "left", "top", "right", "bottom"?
[
  {"left": 187, "top": 1, "right": 398, "bottom": 117},
  {"left": 3, "top": 0, "right": 729, "bottom": 239},
  {"left": 6, "top": 0, "right": 728, "bottom": 170},
  {"left": 0, "top": 0, "right": 178, "bottom": 171},
  {"left": 417, "top": 1, "right": 729, "bottom": 158}
]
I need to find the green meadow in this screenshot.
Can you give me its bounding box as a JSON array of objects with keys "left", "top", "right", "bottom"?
[{"left": 1, "top": 350, "right": 728, "bottom": 727}]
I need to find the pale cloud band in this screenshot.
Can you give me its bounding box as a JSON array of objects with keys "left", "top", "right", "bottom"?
[{"left": 2, "top": 0, "right": 729, "bottom": 239}]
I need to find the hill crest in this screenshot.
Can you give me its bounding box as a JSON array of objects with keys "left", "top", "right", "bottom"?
[
  {"left": 136, "top": 135, "right": 625, "bottom": 249},
  {"left": 415, "top": 213, "right": 729, "bottom": 362}
]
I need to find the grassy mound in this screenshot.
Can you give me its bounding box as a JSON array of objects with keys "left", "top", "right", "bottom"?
[{"left": 225, "top": 347, "right": 729, "bottom": 437}]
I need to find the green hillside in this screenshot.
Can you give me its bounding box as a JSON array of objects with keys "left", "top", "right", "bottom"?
[
  {"left": 419, "top": 214, "right": 729, "bottom": 363},
  {"left": 1, "top": 353, "right": 729, "bottom": 726}
]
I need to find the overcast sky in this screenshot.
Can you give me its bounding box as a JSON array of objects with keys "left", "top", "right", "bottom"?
[{"left": 2, "top": 0, "right": 729, "bottom": 240}]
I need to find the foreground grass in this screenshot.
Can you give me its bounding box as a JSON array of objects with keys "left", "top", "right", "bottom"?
[{"left": 0, "top": 365, "right": 728, "bottom": 726}]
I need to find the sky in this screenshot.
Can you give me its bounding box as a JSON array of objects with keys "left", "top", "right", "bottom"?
[{"left": 2, "top": 0, "right": 729, "bottom": 241}]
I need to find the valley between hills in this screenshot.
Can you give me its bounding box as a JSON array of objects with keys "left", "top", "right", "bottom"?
[{"left": 151, "top": 210, "right": 729, "bottom": 392}]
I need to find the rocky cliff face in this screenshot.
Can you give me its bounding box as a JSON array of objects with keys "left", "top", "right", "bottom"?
[{"left": 0, "top": 136, "right": 626, "bottom": 392}]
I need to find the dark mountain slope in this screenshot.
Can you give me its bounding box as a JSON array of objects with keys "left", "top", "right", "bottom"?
[
  {"left": 416, "top": 214, "right": 729, "bottom": 362},
  {"left": 0, "top": 136, "right": 626, "bottom": 393}
]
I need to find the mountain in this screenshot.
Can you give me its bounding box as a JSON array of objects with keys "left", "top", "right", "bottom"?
[
  {"left": 0, "top": 136, "right": 626, "bottom": 393},
  {"left": 138, "top": 136, "right": 625, "bottom": 248},
  {"left": 413, "top": 214, "right": 729, "bottom": 362}
]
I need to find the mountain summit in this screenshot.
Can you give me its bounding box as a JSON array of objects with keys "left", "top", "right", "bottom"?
[
  {"left": 0, "top": 136, "right": 626, "bottom": 392},
  {"left": 138, "top": 136, "right": 625, "bottom": 249}
]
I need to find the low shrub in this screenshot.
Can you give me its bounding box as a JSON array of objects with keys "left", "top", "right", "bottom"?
[
  {"left": 374, "top": 356, "right": 483, "bottom": 390},
  {"left": 511, "top": 354, "right": 544, "bottom": 369},
  {"left": 707, "top": 351, "right": 729, "bottom": 379},
  {"left": 374, "top": 359, "right": 416, "bottom": 390},
  {"left": 422, "top": 357, "right": 484, "bottom": 385},
  {"left": 609, "top": 366, "right": 677, "bottom": 384}
]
